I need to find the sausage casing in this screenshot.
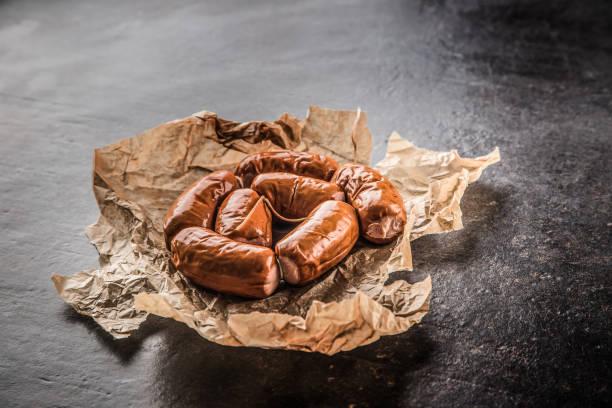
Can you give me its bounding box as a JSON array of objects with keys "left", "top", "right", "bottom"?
[
  {"left": 251, "top": 173, "right": 345, "bottom": 221},
  {"left": 275, "top": 200, "right": 359, "bottom": 286},
  {"left": 215, "top": 188, "right": 273, "bottom": 247},
  {"left": 163, "top": 170, "right": 238, "bottom": 246},
  {"left": 234, "top": 151, "right": 339, "bottom": 187},
  {"left": 170, "top": 227, "right": 280, "bottom": 298},
  {"left": 331, "top": 164, "right": 406, "bottom": 244}
]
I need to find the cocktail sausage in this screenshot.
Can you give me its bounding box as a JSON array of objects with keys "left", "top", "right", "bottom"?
[
  {"left": 170, "top": 227, "right": 279, "bottom": 298},
  {"left": 163, "top": 170, "right": 238, "bottom": 247},
  {"left": 275, "top": 201, "right": 359, "bottom": 286},
  {"left": 331, "top": 164, "right": 406, "bottom": 244},
  {"left": 215, "top": 188, "right": 273, "bottom": 247},
  {"left": 235, "top": 151, "right": 339, "bottom": 187}
]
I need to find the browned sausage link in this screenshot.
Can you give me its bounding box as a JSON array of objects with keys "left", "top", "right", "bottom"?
[
  {"left": 234, "top": 151, "right": 339, "bottom": 187},
  {"left": 170, "top": 227, "right": 279, "bottom": 298},
  {"left": 275, "top": 201, "right": 359, "bottom": 286},
  {"left": 251, "top": 173, "right": 345, "bottom": 221},
  {"left": 214, "top": 188, "right": 273, "bottom": 247},
  {"left": 163, "top": 170, "right": 238, "bottom": 247},
  {"left": 331, "top": 164, "right": 407, "bottom": 244}
]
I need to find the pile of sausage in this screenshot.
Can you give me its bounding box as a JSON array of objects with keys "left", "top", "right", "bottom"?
[{"left": 163, "top": 151, "right": 407, "bottom": 298}]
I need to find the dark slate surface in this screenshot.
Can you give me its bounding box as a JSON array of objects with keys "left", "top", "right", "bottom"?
[{"left": 0, "top": 0, "right": 610, "bottom": 406}]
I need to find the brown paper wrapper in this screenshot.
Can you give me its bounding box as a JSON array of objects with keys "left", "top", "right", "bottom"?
[{"left": 52, "top": 106, "right": 499, "bottom": 355}]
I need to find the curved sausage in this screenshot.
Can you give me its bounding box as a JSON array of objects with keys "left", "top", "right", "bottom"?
[
  {"left": 215, "top": 188, "right": 273, "bottom": 247},
  {"left": 251, "top": 173, "right": 345, "bottom": 221},
  {"left": 163, "top": 170, "right": 238, "bottom": 247},
  {"left": 331, "top": 164, "right": 406, "bottom": 244},
  {"left": 234, "top": 151, "right": 339, "bottom": 187},
  {"left": 275, "top": 201, "right": 359, "bottom": 286},
  {"left": 170, "top": 227, "right": 280, "bottom": 298}
]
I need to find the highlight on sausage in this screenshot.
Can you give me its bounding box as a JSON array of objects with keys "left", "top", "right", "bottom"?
[
  {"left": 215, "top": 188, "right": 273, "bottom": 247},
  {"left": 274, "top": 200, "right": 359, "bottom": 286},
  {"left": 251, "top": 172, "right": 345, "bottom": 221},
  {"left": 163, "top": 170, "right": 238, "bottom": 247},
  {"left": 170, "top": 227, "right": 280, "bottom": 298},
  {"left": 331, "top": 163, "right": 407, "bottom": 244},
  {"left": 234, "top": 151, "right": 339, "bottom": 187}
]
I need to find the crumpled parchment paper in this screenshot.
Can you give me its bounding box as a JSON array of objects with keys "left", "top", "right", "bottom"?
[{"left": 52, "top": 106, "right": 499, "bottom": 355}]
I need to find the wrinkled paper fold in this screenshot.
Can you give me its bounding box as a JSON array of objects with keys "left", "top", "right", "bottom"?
[{"left": 52, "top": 106, "right": 499, "bottom": 354}]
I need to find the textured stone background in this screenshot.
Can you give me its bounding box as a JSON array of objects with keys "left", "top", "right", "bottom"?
[{"left": 0, "top": 0, "right": 610, "bottom": 406}]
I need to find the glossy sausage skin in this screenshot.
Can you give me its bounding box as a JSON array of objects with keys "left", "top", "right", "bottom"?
[
  {"left": 170, "top": 227, "right": 280, "bottom": 298},
  {"left": 215, "top": 189, "right": 273, "bottom": 247},
  {"left": 331, "top": 164, "right": 406, "bottom": 244},
  {"left": 275, "top": 201, "right": 359, "bottom": 286},
  {"left": 234, "top": 151, "right": 339, "bottom": 187},
  {"left": 252, "top": 173, "right": 345, "bottom": 221},
  {"left": 163, "top": 170, "right": 238, "bottom": 247}
]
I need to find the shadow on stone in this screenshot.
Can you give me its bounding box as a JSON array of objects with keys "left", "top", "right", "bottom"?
[
  {"left": 63, "top": 306, "right": 167, "bottom": 365},
  {"left": 406, "top": 182, "right": 513, "bottom": 275},
  {"left": 146, "top": 318, "right": 434, "bottom": 407}
]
